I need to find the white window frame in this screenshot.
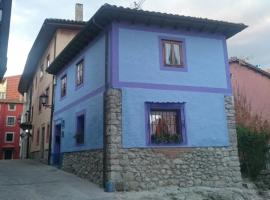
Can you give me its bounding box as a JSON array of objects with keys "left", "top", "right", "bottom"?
[
  {"left": 8, "top": 103, "right": 16, "bottom": 111},
  {"left": 5, "top": 132, "right": 14, "bottom": 143},
  {"left": 6, "top": 116, "right": 16, "bottom": 127}
]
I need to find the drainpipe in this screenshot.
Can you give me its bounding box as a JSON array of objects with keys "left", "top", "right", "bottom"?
[{"left": 47, "top": 34, "right": 57, "bottom": 165}]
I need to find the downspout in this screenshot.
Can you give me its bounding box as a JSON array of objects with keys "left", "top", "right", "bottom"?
[
  {"left": 47, "top": 34, "right": 57, "bottom": 165},
  {"left": 92, "top": 18, "right": 108, "bottom": 188}
]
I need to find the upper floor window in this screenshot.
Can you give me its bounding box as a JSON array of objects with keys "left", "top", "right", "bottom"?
[
  {"left": 162, "top": 40, "right": 184, "bottom": 67},
  {"left": 0, "top": 92, "right": 6, "bottom": 99},
  {"left": 40, "top": 64, "right": 44, "bottom": 79},
  {"left": 6, "top": 116, "right": 16, "bottom": 126},
  {"left": 46, "top": 55, "right": 50, "bottom": 68},
  {"left": 61, "top": 75, "right": 67, "bottom": 97},
  {"left": 5, "top": 132, "right": 14, "bottom": 143},
  {"left": 45, "top": 87, "right": 50, "bottom": 104},
  {"left": 76, "top": 59, "right": 84, "bottom": 87},
  {"left": 8, "top": 103, "right": 16, "bottom": 111},
  {"left": 146, "top": 102, "right": 186, "bottom": 145}
]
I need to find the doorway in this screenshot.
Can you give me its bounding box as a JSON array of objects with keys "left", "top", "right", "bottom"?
[
  {"left": 4, "top": 149, "right": 13, "bottom": 160},
  {"left": 53, "top": 124, "right": 61, "bottom": 165}
]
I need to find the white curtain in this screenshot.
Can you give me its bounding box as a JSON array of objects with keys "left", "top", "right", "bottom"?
[
  {"left": 173, "top": 44, "right": 181, "bottom": 65},
  {"left": 164, "top": 43, "right": 171, "bottom": 65}
]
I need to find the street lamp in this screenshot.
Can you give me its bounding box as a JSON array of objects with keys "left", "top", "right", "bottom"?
[{"left": 40, "top": 93, "right": 52, "bottom": 108}]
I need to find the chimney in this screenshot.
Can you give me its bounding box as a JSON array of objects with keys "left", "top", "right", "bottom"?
[{"left": 75, "top": 3, "right": 83, "bottom": 21}]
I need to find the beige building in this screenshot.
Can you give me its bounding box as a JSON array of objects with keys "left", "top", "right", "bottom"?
[{"left": 18, "top": 17, "right": 85, "bottom": 162}]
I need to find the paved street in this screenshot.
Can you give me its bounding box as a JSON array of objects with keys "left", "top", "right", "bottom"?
[{"left": 0, "top": 160, "right": 117, "bottom": 200}]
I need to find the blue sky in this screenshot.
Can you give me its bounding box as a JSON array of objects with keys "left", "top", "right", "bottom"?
[{"left": 5, "top": 0, "right": 270, "bottom": 76}]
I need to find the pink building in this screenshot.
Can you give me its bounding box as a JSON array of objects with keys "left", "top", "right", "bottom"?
[{"left": 229, "top": 57, "right": 270, "bottom": 129}]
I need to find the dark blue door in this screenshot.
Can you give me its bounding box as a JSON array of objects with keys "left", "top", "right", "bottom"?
[{"left": 53, "top": 124, "right": 61, "bottom": 165}]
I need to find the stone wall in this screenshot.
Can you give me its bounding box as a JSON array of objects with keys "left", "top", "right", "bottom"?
[
  {"left": 61, "top": 149, "right": 103, "bottom": 186},
  {"left": 105, "top": 89, "right": 243, "bottom": 191}
]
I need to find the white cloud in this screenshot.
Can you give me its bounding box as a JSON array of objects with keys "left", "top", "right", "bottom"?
[{"left": 5, "top": 0, "right": 270, "bottom": 76}]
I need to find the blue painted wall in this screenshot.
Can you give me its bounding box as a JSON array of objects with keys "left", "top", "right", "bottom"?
[
  {"left": 122, "top": 88, "right": 229, "bottom": 148},
  {"left": 52, "top": 35, "right": 106, "bottom": 153},
  {"left": 115, "top": 23, "right": 230, "bottom": 148},
  {"left": 117, "top": 24, "right": 228, "bottom": 89}
]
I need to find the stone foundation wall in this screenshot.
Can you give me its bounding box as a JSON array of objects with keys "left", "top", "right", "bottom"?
[
  {"left": 105, "top": 89, "right": 243, "bottom": 191},
  {"left": 61, "top": 149, "right": 103, "bottom": 186}
]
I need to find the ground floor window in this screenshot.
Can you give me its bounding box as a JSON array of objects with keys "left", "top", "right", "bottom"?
[
  {"left": 146, "top": 102, "right": 186, "bottom": 145},
  {"left": 75, "top": 113, "right": 85, "bottom": 144}
]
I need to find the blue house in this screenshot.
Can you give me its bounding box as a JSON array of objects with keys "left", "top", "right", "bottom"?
[{"left": 47, "top": 4, "right": 247, "bottom": 191}]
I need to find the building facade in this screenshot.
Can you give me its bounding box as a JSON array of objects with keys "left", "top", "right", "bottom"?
[
  {"left": 18, "top": 19, "right": 85, "bottom": 162},
  {"left": 0, "top": 0, "right": 12, "bottom": 78},
  {"left": 47, "top": 4, "right": 247, "bottom": 191},
  {"left": 230, "top": 57, "right": 270, "bottom": 130},
  {"left": 0, "top": 75, "right": 23, "bottom": 159}
]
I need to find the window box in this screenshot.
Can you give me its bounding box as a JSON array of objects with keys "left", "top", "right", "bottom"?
[{"left": 145, "top": 102, "right": 186, "bottom": 146}]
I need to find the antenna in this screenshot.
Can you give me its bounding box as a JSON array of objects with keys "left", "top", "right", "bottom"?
[{"left": 132, "top": 0, "right": 146, "bottom": 10}]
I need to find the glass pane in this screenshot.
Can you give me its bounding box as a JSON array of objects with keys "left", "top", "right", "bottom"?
[
  {"left": 164, "top": 43, "right": 171, "bottom": 65},
  {"left": 173, "top": 44, "right": 181, "bottom": 65}
]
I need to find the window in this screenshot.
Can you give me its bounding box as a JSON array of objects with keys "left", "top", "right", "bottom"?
[
  {"left": 76, "top": 59, "right": 84, "bottom": 86},
  {"left": 61, "top": 75, "right": 67, "bottom": 97},
  {"left": 39, "top": 95, "right": 42, "bottom": 112},
  {"left": 0, "top": 92, "right": 6, "bottom": 99},
  {"left": 40, "top": 64, "right": 44, "bottom": 79},
  {"left": 5, "top": 132, "right": 14, "bottom": 143},
  {"left": 146, "top": 103, "right": 185, "bottom": 145},
  {"left": 36, "top": 128, "right": 40, "bottom": 145},
  {"left": 75, "top": 114, "right": 85, "bottom": 144},
  {"left": 45, "top": 87, "right": 50, "bottom": 104},
  {"left": 46, "top": 55, "right": 50, "bottom": 68},
  {"left": 35, "top": 76, "right": 37, "bottom": 90},
  {"left": 6, "top": 116, "right": 16, "bottom": 126},
  {"left": 162, "top": 39, "right": 184, "bottom": 67},
  {"left": 8, "top": 103, "right": 16, "bottom": 111}
]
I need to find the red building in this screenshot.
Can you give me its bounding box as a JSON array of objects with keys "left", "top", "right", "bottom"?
[{"left": 0, "top": 75, "right": 23, "bottom": 159}]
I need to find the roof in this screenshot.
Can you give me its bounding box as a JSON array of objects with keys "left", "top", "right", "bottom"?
[
  {"left": 47, "top": 4, "right": 247, "bottom": 75},
  {"left": 18, "top": 19, "right": 86, "bottom": 94},
  {"left": 0, "top": 75, "right": 23, "bottom": 103},
  {"left": 0, "top": 0, "right": 12, "bottom": 79},
  {"left": 229, "top": 57, "right": 270, "bottom": 79}
]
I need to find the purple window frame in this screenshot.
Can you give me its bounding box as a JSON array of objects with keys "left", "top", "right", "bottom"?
[
  {"left": 75, "top": 110, "right": 86, "bottom": 146},
  {"left": 159, "top": 36, "right": 188, "bottom": 72},
  {"left": 145, "top": 102, "right": 187, "bottom": 146},
  {"left": 75, "top": 58, "right": 84, "bottom": 90},
  {"left": 60, "top": 74, "right": 67, "bottom": 99}
]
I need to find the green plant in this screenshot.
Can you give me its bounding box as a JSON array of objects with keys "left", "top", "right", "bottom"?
[
  {"left": 151, "top": 133, "right": 181, "bottom": 144},
  {"left": 237, "top": 126, "right": 270, "bottom": 180}
]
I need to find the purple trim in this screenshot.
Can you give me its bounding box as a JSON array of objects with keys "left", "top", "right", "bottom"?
[
  {"left": 54, "top": 85, "right": 105, "bottom": 116},
  {"left": 145, "top": 102, "right": 187, "bottom": 147},
  {"left": 75, "top": 58, "right": 85, "bottom": 90},
  {"left": 75, "top": 109, "right": 86, "bottom": 146},
  {"left": 159, "top": 36, "right": 188, "bottom": 72},
  {"left": 222, "top": 39, "right": 232, "bottom": 94},
  {"left": 115, "top": 81, "right": 231, "bottom": 94},
  {"left": 110, "top": 22, "right": 231, "bottom": 94}
]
